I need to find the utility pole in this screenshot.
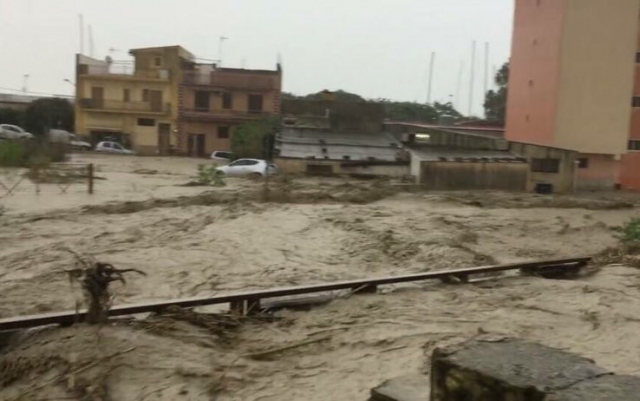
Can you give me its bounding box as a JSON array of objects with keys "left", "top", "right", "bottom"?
[
  {"left": 22, "top": 74, "right": 29, "bottom": 93},
  {"left": 484, "top": 42, "right": 489, "bottom": 98},
  {"left": 455, "top": 61, "right": 464, "bottom": 110},
  {"left": 79, "top": 14, "right": 84, "bottom": 55},
  {"left": 426, "top": 52, "right": 435, "bottom": 104},
  {"left": 88, "top": 24, "right": 94, "bottom": 58},
  {"left": 218, "top": 36, "right": 228, "bottom": 67},
  {"left": 468, "top": 40, "right": 477, "bottom": 116}
]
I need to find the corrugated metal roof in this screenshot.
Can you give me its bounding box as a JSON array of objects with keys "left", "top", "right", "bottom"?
[
  {"left": 410, "top": 146, "right": 524, "bottom": 162},
  {"left": 276, "top": 128, "right": 403, "bottom": 161}
]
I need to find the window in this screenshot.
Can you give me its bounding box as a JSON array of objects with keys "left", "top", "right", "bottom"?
[
  {"left": 123, "top": 89, "right": 130, "bottom": 102},
  {"left": 195, "top": 91, "right": 210, "bottom": 111},
  {"left": 212, "top": 151, "right": 233, "bottom": 160},
  {"left": 531, "top": 158, "right": 560, "bottom": 173},
  {"left": 217, "top": 126, "right": 230, "bottom": 139},
  {"left": 142, "top": 89, "right": 149, "bottom": 102},
  {"left": 154, "top": 56, "right": 163, "bottom": 67},
  {"left": 577, "top": 158, "right": 589, "bottom": 169},
  {"left": 102, "top": 142, "right": 112, "bottom": 149},
  {"left": 244, "top": 160, "right": 259, "bottom": 166},
  {"left": 113, "top": 143, "right": 124, "bottom": 150},
  {"left": 632, "top": 97, "right": 640, "bottom": 108},
  {"left": 248, "top": 94, "right": 263, "bottom": 113},
  {"left": 629, "top": 140, "right": 640, "bottom": 151},
  {"left": 636, "top": 53, "right": 640, "bottom": 63},
  {"left": 137, "top": 118, "right": 155, "bottom": 126},
  {"left": 222, "top": 92, "right": 233, "bottom": 109}
]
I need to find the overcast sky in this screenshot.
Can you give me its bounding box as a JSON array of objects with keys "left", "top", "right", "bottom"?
[{"left": 0, "top": 0, "right": 513, "bottom": 115}]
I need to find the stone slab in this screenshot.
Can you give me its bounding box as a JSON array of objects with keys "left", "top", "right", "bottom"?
[
  {"left": 430, "top": 337, "right": 609, "bottom": 401},
  {"left": 547, "top": 375, "right": 640, "bottom": 401},
  {"left": 371, "top": 374, "right": 429, "bottom": 401}
]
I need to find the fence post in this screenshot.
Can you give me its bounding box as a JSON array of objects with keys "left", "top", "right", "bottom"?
[{"left": 88, "top": 163, "right": 94, "bottom": 194}]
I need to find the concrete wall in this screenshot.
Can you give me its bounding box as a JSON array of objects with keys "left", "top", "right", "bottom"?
[
  {"left": 281, "top": 100, "right": 384, "bottom": 133},
  {"left": 182, "top": 121, "right": 232, "bottom": 155},
  {"left": 620, "top": 152, "right": 640, "bottom": 190},
  {"left": 420, "top": 162, "right": 528, "bottom": 191},
  {"left": 506, "top": 0, "right": 566, "bottom": 146},
  {"left": 555, "top": 0, "right": 637, "bottom": 155},
  {"left": 274, "top": 158, "right": 409, "bottom": 178},
  {"left": 509, "top": 141, "right": 577, "bottom": 193},
  {"left": 577, "top": 153, "right": 620, "bottom": 190},
  {"left": 182, "top": 89, "right": 280, "bottom": 114},
  {"left": 405, "top": 127, "right": 501, "bottom": 150}
]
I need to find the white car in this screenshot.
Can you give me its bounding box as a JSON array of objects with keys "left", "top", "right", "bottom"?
[
  {"left": 95, "top": 141, "right": 134, "bottom": 155},
  {"left": 210, "top": 150, "right": 234, "bottom": 164},
  {"left": 0, "top": 124, "right": 33, "bottom": 140},
  {"left": 69, "top": 134, "right": 92, "bottom": 150},
  {"left": 216, "top": 159, "right": 277, "bottom": 177}
]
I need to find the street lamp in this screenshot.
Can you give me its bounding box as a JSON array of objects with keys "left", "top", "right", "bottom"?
[
  {"left": 63, "top": 79, "right": 76, "bottom": 87},
  {"left": 22, "top": 74, "right": 29, "bottom": 93}
]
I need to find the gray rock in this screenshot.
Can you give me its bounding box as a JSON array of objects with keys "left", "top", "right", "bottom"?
[
  {"left": 547, "top": 375, "right": 640, "bottom": 400},
  {"left": 371, "top": 374, "right": 429, "bottom": 401}
]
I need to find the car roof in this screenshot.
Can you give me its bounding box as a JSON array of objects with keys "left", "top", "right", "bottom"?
[{"left": 236, "top": 158, "right": 264, "bottom": 162}]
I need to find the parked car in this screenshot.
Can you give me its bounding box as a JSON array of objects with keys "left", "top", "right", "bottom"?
[
  {"left": 69, "top": 134, "right": 92, "bottom": 150},
  {"left": 95, "top": 141, "right": 134, "bottom": 155},
  {"left": 209, "top": 150, "right": 234, "bottom": 164},
  {"left": 48, "top": 129, "right": 92, "bottom": 150},
  {"left": 215, "top": 159, "right": 277, "bottom": 177},
  {"left": 0, "top": 124, "right": 33, "bottom": 140}
]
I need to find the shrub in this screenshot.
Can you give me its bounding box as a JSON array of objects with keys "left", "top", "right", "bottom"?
[
  {"left": 0, "top": 140, "right": 68, "bottom": 167},
  {"left": 618, "top": 217, "right": 640, "bottom": 243},
  {"left": 194, "top": 164, "right": 226, "bottom": 187}
]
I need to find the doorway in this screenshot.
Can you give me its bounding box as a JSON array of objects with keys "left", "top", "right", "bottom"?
[
  {"left": 157, "top": 123, "right": 170, "bottom": 155},
  {"left": 187, "top": 134, "right": 206, "bottom": 157}
]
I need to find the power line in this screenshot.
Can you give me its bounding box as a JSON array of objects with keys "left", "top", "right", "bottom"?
[{"left": 0, "top": 86, "right": 73, "bottom": 98}]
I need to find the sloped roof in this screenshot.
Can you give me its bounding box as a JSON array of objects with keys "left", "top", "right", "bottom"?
[
  {"left": 410, "top": 146, "right": 525, "bottom": 162},
  {"left": 276, "top": 128, "right": 403, "bottom": 162}
]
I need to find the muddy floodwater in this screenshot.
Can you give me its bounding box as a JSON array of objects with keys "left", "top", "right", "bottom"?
[{"left": 2, "top": 154, "right": 640, "bottom": 400}]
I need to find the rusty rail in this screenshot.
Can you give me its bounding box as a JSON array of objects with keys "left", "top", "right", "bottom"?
[{"left": 0, "top": 257, "right": 591, "bottom": 331}]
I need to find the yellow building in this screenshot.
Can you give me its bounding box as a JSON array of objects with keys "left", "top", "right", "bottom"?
[{"left": 74, "top": 46, "right": 194, "bottom": 155}]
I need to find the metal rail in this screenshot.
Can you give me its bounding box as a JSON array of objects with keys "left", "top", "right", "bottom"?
[{"left": 0, "top": 257, "right": 591, "bottom": 331}]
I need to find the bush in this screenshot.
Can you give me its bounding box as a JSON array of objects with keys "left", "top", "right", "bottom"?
[
  {"left": 0, "top": 140, "right": 68, "bottom": 167},
  {"left": 193, "top": 164, "right": 226, "bottom": 187},
  {"left": 618, "top": 217, "right": 640, "bottom": 243}
]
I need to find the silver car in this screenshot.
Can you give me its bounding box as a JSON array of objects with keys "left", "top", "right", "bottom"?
[
  {"left": 0, "top": 124, "right": 33, "bottom": 140},
  {"left": 216, "top": 159, "right": 277, "bottom": 177},
  {"left": 95, "top": 141, "right": 134, "bottom": 155}
]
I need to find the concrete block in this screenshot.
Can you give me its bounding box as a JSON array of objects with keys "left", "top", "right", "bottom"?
[
  {"left": 430, "top": 337, "right": 608, "bottom": 401},
  {"left": 547, "top": 375, "right": 640, "bottom": 400},
  {"left": 371, "top": 374, "right": 429, "bottom": 401}
]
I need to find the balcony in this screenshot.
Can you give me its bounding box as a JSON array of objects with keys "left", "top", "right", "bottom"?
[
  {"left": 180, "top": 108, "right": 273, "bottom": 122},
  {"left": 80, "top": 98, "right": 171, "bottom": 115},
  {"left": 182, "top": 71, "right": 277, "bottom": 91},
  {"left": 79, "top": 65, "right": 170, "bottom": 80}
]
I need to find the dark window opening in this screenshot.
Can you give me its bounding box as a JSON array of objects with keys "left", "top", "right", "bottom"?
[
  {"left": 629, "top": 140, "right": 640, "bottom": 151},
  {"left": 632, "top": 97, "right": 640, "bottom": 108},
  {"left": 137, "top": 118, "right": 155, "bottom": 127},
  {"left": 195, "top": 91, "right": 210, "bottom": 111},
  {"left": 217, "top": 126, "right": 230, "bottom": 139},
  {"left": 123, "top": 89, "right": 130, "bottom": 102},
  {"left": 343, "top": 155, "right": 351, "bottom": 160},
  {"left": 154, "top": 57, "right": 163, "bottom": 67},
  {"left": 531, "top": 158, "right": 560, "bottom": 173},
  {"left": 636, "top": 53, "right": 640, "bottom": 63},
  {"left": 142, "top": 89, "right": 149, "bottom": 102},
  {"left": 306, "top": 164, "right": 333, "bottom": 176},
  {"left": 577, "top": 158, "right": 589, "bottom": 169},
  {"left": 222, "top": 93, "right": 233, "bottom": 109},
  {"left": 248, "top": 94, "right": 263, "bottom": 113}
]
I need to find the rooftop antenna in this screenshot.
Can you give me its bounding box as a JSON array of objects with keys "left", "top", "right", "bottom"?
[
  {"left": 455, "top": 61, "right": 464, "bottom": 110},
  {"left": 484, "top": 42, "right": 490, "bottom": 116},
  {"left": 22, "top": 74, "right": 30, "bottom": 93},
  {"left": 78, "top": 14, "right": 84, "bottom": 55},
  {"left": 88, "top": 24, "right": 94, "bottom": 58},
  {"left": 468, "top": 40, "right": 477, "bottom": 116},
  {"left": 218, "top": 36, "right": 228, "bottom": 67},
  {"left": 426, "top": 52, "right": 436, "bottom": 104}
]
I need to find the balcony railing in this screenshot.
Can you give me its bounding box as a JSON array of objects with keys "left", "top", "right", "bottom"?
[
  {"left": 79, "top": 65, "right": 170, "bottom": 80},
  {"left": 180, "top": 108, "right": 273, "bottom": 121},
  {"left": 182, "top": 71, "right": 277, "bottom": 90},
  {"left": 80, "top": 98, "right": 170, "bottom": 114}
]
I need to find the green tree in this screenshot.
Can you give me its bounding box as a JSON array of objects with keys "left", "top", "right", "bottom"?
[
  {"left": 24, "top": 97, "right": 74, "bottom": 136},
  {"left": 0, "top": 108, "right": 26, "bottom": 127},
  {"left": 231, "top": 117, "right": 280, "bottom": 159},
  {"left": 483, "top": 62, "right": 509, "bottom": 125}
]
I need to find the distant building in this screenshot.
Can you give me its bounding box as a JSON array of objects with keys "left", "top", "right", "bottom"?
[
  {"left": 74, "top": 45, "right": 282, "bottom": 156},
  {"left": 506, "top": 0, "right": 639, "bottom": 190},
  {"left": 0, "top": 93, "right": 40, "bottom": 111},
  {"left": 178, "top": 64, "right": 282, "bottom": 157}
]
